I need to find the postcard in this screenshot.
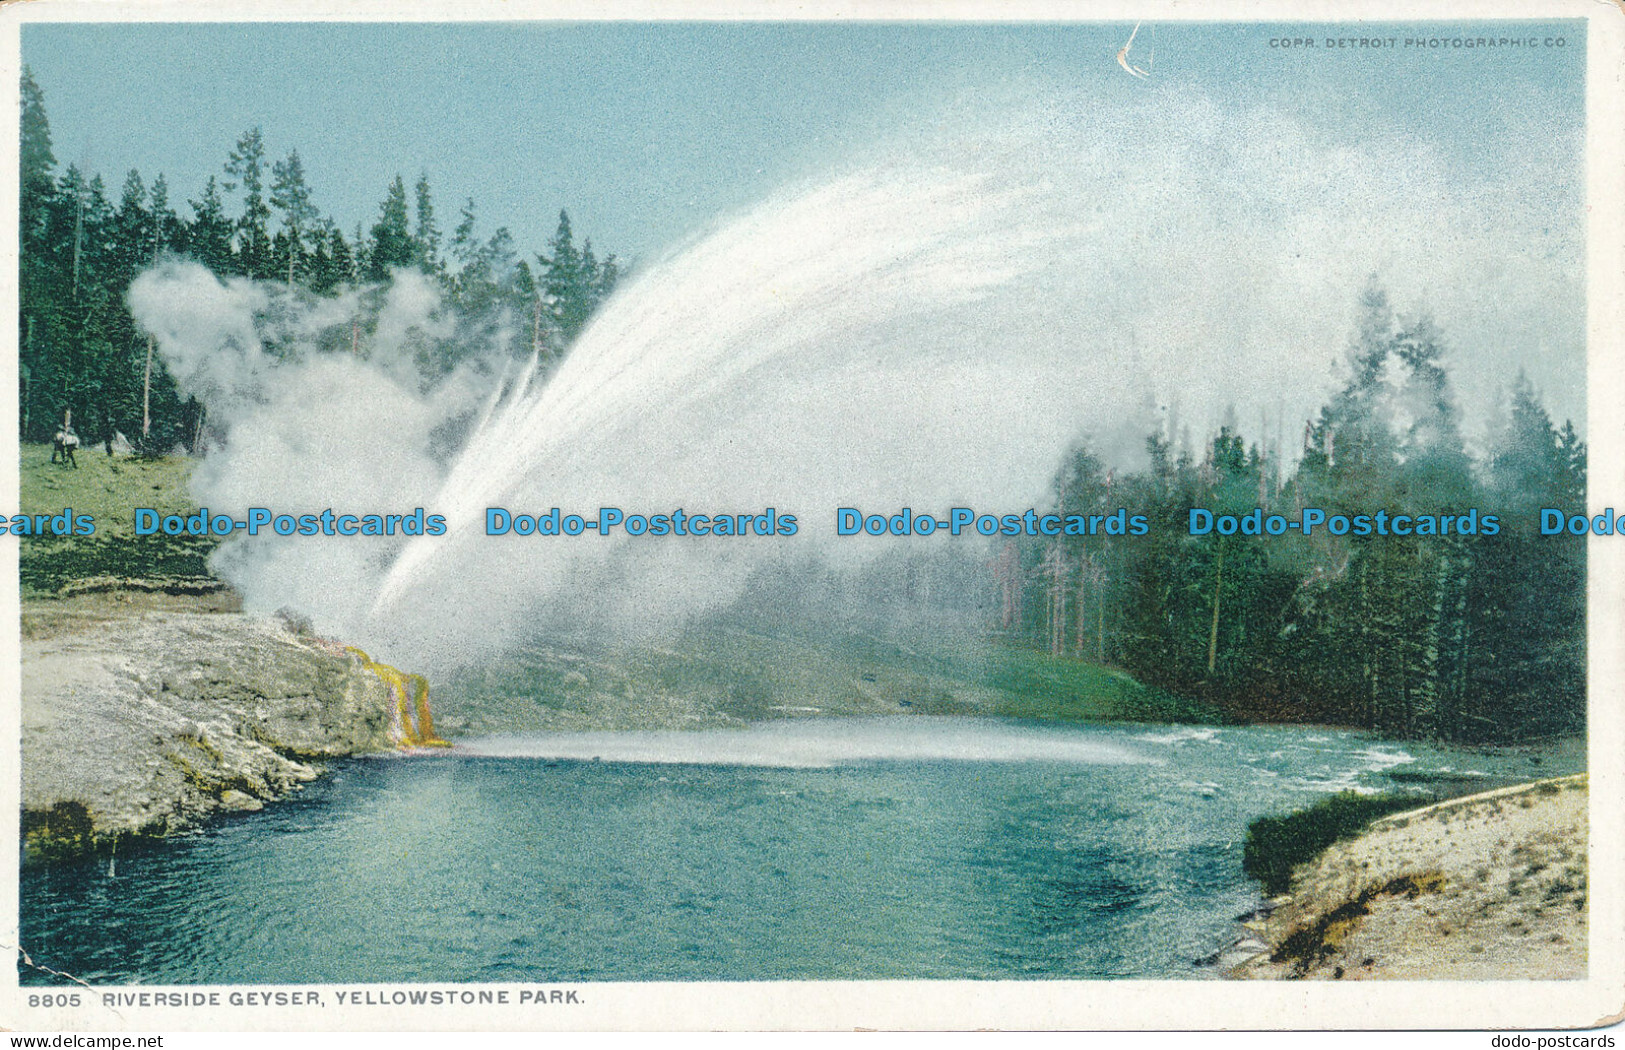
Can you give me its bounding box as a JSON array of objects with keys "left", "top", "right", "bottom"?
[{"left": 2, "top": 0, "right": 1622, "bottom": 1034}]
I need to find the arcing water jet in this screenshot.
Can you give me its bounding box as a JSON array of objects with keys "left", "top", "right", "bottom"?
[{"left": 131, "top": 98, "right": 1580, "bottom": 672}]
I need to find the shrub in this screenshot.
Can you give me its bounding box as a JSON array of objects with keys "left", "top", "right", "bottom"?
[{"left": 1243, "top": 792, "right": 1423, "bottom": 896}]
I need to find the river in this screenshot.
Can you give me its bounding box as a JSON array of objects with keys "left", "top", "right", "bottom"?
[{"left": 18, "top": 717, "right": 1579, "bottom": 984}]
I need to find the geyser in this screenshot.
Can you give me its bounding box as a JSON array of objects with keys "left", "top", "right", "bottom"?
[{"left": 132, "top": 96, "right": 1580, "bottom": 671}]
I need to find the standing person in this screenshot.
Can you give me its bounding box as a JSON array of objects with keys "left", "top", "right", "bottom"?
[{"left": 57, "top": 424, "right": 78, "bottom": 468}]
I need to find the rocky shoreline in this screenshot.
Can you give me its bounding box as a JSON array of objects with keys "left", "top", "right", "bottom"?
[
  {"left": 1222, "top": 775, "right": 1588, "bottom": 979},
  {"left": 21, "top": 599, "right": 408, "bottom": 862}
]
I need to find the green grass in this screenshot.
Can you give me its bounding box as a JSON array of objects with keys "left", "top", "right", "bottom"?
[
  {"left": 820, "top": 626, "right": 1218, "bottom": 722},
  {"left": 443, "top": 622, "right": 1217, "bottom": 734},
  {"left": 672, "top": 626, "right": 1219, "bottom": 723},
  {"left": 18, "top": 442, "right": 218, "bottom": 593},
  {"left": 1243, "top": 791, "right": 1427, "bottom": 896},
  {"left": 971, "top": 645, "right": 1216, "bottom": 723}
]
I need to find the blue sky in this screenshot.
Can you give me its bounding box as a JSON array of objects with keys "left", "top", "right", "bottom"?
[{"left": 22, "top": 19, "right": 1585, "bottom": 265}]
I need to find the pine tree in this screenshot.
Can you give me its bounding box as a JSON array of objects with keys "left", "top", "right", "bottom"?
[
  {"left": 413, "top": 173, "right": 440, "bottom": 273},
  {"left": 112, "top": 170, "right": 152, "bottom": 286},
  {"left": 19, "top": 68, "right": 60, "bottom": 440},
  {"left": 1465, "top": 378, "right": 1586, "bottom": 740},
  {"left": 1050, "top": 443, "right": 1111, "bottom": 658},
  {"left": 1386, "top": 313, "right": 1475, "bottom": 737},
  {"left": 78, "top": 174, "right": 114, "bottom": 294},
  {"left": 485, "top": 227, "right": 518, "bottom": 295},
  {"left": 1556, "top": 420, "right": 1586, "bottom": 507},
  {"left": 597, "top": 252, "right": 622, "bottom": 303},
  {"left": 304, "top": 220, "right": 338, "bottom": 294},
  {"left": 187, "top": 176, "right": 235, "bottom": 275},
  {"left": 1392, "top": 314, "right": 1472, "bottom": 508},
  {"left": 351, "top": 221, "right": 370, "bottom": 282},
  {"left": 1309, "top": 277, "right": 1401, "bottom": 502},
  {"left": 142, "top": 174, "right": 181, "bottom": 442},
  {"left": 19, "top": 68, "right": 56, "bottom": 261},
  {"left": 1489, "top": 373, "right": 1565, "bottom": 508},
  {"left": 450, "top": 198, "right": 479, "bottom": 268},
  {"left": 327, "top": 224, "right": 356, "bottom": 289},
  {"left": 580, "top": 238, "right": 601, "bottom": 301},
  {"left": 367, "top": 175, "right": 415, "bottom": 279},
  {"left": 270, "top": 149, "right": 318, "bottom": 285},
  {"left": 223, "top": 127, "right": 270, "bottom": 277},
  {"left": 60, "top": 164, "right": 88, "bottom": 300},
  {"left": 542, "top": 209, "right": 593, "bottom": 342},
  {"left": 149, "top": 173, "right": 181, "bottom": 259},
  {"left": 447, "top": 198, "right": 489, "bottom": 310}
]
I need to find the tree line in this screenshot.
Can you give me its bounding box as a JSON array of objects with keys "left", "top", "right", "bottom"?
[
  {"left": 999, "top": 282, "right": 1585, "bottom": 743},
  {"left": 19, "top": 68, "right": 621, "bottom": 451}
]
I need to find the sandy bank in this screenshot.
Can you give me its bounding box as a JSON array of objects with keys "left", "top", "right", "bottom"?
[
  {"left": 1229, "top": 775, "right": 1588, "bottom": 979},
  {"left": 20, "top": 600, "right": 401, "bottom": 861}
]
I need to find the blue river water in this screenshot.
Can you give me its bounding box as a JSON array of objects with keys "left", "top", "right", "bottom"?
[{"left": 18, "top": 718, "right": 1576, "bottom": 984}]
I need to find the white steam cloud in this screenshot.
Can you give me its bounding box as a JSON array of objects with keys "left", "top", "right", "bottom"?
[
  {"left": 126, "top": 266, "right": 501, "bottom": 645},
  {"left": 128, "top": 95, "right": 1582, "bottom": 672}
]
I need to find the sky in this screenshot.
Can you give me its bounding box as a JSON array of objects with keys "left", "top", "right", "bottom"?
[{"left": 22, "top": 19, "right": 1585, "bottom": 261}]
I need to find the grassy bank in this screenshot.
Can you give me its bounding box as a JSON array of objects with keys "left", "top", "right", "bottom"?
[
  {"left": 18, "top": 442, "right": 219, "bottom": 595},
  {"left": 440, "top": 624, "right": 1218, "bottom": 734}
]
